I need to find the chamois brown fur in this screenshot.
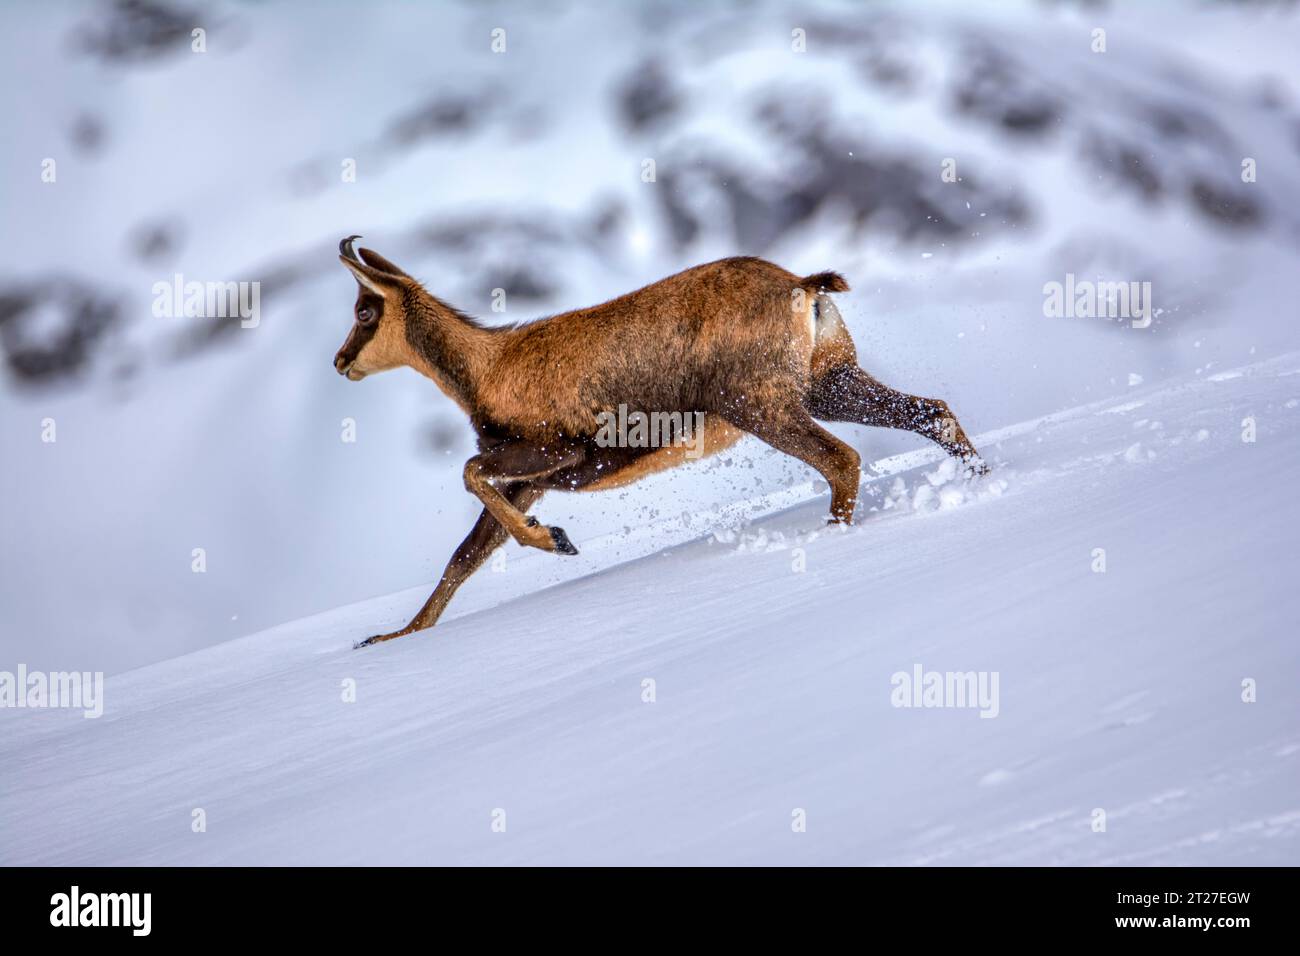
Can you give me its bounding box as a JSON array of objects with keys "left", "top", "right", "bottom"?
[{"left": 333, "top": 237, "right": 985, "bottom": 646}]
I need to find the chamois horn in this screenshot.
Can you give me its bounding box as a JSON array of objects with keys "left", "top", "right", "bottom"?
[{"left": 339, "top": 235, "right": 363, "bottom": 262}]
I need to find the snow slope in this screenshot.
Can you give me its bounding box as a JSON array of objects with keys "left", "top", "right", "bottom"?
[
  {"left": 6, "top": 0, "right": 1300, "bottom": 673},
  {"left": 4, "top": 353, "right": 1298, "bottom": 865}
]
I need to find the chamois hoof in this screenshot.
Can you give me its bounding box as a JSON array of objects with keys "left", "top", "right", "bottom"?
[
  {"left": 549, "top": 526, "right": 579, "bottom": 555},
  {"left": 965, "top": 458, "right": 991, "bottom": 479},
  {"left": 355, "top": 631, "right": 405, "bottom": 649}
]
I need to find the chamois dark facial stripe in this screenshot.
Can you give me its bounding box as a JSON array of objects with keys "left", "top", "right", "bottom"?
[
  {"left": 335, "top": 293, "right": 383, "bottom": 367},
  {"left": 335, "top": 322, "right": 377, "bottom": 368}
]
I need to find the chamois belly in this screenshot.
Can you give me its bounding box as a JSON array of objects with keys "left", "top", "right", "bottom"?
[{"left": 546, "top": 418, "right": 744, "bottom": 492}]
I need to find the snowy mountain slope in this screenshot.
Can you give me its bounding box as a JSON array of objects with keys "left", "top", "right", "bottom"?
[
  {"left": 5, "top": 0, "right": 1300, "bottom": 673},
  {"left": 4, "top": 353, "right": 1298, "bottom": 865}
]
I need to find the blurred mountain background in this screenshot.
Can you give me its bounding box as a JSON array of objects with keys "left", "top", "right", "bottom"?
[{"left": 2, "top": 0, "right": 1298, "bottom": 673}]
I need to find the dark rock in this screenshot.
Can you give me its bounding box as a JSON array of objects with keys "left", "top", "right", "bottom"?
[
  {"left": 617, "top": 59, "right": 681, "bottom": 131},
  {"left": 73, "top": 0, "right": 201, "bottom": 64},
  {"left": 0, "top": 282, "right": 121, "bottom": 386}
]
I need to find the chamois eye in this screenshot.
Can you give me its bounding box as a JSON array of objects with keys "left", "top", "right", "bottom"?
[{"left": 356, "top": 306, "right": 376, "bottom": 325}]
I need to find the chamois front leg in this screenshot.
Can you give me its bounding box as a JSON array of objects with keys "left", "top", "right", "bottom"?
[
  {"left": 355, "top": 483, "right": 543, "bottom": 649},
  {"left": 463, "top": 440, "right": 584, "bottom": 555}
]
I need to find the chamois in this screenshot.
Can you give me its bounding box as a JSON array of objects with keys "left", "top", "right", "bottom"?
[{"left": 333, "top": 236, "right": 986, "bottom": 647}]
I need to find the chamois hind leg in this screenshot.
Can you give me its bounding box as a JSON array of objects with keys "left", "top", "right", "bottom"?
[
  {"left": 806, "top": 364, "right": 988, "bottom": 475},
  {"left": 463, "top": 440, "right": 584, "bottom": 555},
  {"left": 725, "top": 403, "right": 862, "bottom": 524},
  {"left": 356, "top": 483, "right": 543, "bottom": 648}
]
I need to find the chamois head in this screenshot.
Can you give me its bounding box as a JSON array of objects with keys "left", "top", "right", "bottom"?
[{"left": 334, "top": 235, "right": 416, "bottom": 381}]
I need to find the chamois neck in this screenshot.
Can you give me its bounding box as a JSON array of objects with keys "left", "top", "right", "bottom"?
[{"left": 401, "top": 286, "right": 498, "bottom": 407}]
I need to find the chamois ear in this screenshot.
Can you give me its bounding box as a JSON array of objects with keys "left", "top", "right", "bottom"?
[
  {"left": 338, "top": 235, "right": 403, "bottom": 298},
  {"left": 339, "top": 256, "right": 398, "bottom": 297},
  {"left": 358, "top": 247, "right": 410, "bottom": 278}
]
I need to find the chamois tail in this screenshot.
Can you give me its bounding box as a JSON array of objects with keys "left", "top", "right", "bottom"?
[{"left": 800, "top": 271, "right": 850, "bottom": 294}]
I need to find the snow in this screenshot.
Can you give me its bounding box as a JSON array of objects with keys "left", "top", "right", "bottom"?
[
  {"left": 5, "top": 0, "right": 1300, "bottom": 674},
  {"left": 4, "top": 355, "right": 1297, "bottom": 865}
]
